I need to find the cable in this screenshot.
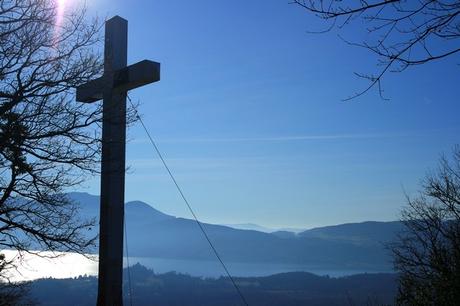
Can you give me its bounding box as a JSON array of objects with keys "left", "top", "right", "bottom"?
[
  {"left": 124, "top": 214, "right": 133, "bottom": 306},
  {"left": 127, "top": 94, "right": 249, "bottom": 306}
]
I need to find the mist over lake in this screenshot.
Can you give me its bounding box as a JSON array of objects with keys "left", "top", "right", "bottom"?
[
  {"left": 1, "top": 192, "right": 398, "bottom": 282},
  {"left": 2, "top": 250, "right": 393, "bottom": 282}
]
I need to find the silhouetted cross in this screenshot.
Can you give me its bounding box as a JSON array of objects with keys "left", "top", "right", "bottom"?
[{"left": 76, "top": 16, "right": 160, "bottom": 306}]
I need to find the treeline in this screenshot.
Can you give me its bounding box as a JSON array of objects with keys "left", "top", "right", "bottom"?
[{"left": 28, "top": 264, "right": 397, "bottom": 306}]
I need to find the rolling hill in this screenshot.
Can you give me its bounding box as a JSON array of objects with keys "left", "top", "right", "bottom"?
[{"left": 70, "top": 192, "right": 398, "bottom": 270}]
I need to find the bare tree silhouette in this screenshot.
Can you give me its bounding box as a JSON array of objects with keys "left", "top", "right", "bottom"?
[
  {"left": 292, "top": 0, "right": 460, "bottom": 99},
  {"left": 0, "top": 253, "right": 34, "bottom": 305},
  {"left": 389, "top": 147, "right": 460, "bottom": 305},
  {"left": 0, "top": 0, "right": 102, "bottom": 270}
]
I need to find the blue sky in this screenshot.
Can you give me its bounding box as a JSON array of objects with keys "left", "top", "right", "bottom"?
[{"left": 79, "top": 0, "right": 460, "bottom": 229}]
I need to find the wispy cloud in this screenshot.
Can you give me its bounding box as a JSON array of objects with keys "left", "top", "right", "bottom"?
[
  {"left": 126, "top": 157, "right": 231, "bottom": 169},
  {"left": 129, "top": 133, "right": 395, "bottom": 145},
  {"left": 130, "top": 126, "right": 460, "bottom": 145}
]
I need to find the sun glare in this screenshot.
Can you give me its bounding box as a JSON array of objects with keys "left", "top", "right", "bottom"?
[
  {"left": 57, "top": 0, "right": 68, "bottom": 12},
  {"left": 53, "top": 0, "right": 69, "bottom": 43},
  {"left": 55, "top": 0, "right": 67, "bottom": 23}
]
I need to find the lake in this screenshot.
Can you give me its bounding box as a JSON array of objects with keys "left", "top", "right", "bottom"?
[{"left": 1, "top": 250, "right": 393, "bottom": 282}]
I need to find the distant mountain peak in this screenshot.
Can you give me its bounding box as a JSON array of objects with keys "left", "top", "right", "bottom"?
[
  {"left": 222, "top": 223, "right": 275, "bottom": 233},
  {"left": 125, "top": 200, "right": 174, "bottom": 220},
  {"left": 66, "top": 192, "right": 174, "bottom": 222}
]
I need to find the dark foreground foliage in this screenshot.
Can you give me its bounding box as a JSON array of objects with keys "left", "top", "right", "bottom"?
[
  {"left": 0, "top": 281, "right": 33, "bottom": 306},
  {"left": 29, "top": 264, "right": 397, "bottom": 306},
  {"left": 390, "top": 147, "right": 460, "bottom": 305}
]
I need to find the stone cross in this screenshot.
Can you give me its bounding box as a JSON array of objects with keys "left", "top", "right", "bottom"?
[{"left": 76, "top": 16, "right": 160, "bottom": 306}]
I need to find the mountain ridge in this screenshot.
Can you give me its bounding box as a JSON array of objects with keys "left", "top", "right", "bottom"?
[{"left": 69, "top": 192, "right": 398, "bottom": 270}]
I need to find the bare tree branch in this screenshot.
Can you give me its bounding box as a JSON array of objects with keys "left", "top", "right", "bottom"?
[
  {"left": 389, "top": 146, "right": 460, "bottom": 305},
  {"left": 0, "top": 0, "right": 103, "bottom": 283},
  {"left": 292, "top": 0, "right": 460, "bottom": 100}
]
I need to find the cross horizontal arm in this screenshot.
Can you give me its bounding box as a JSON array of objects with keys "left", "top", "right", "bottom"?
[
  {"left": 76, "top": 77, "right": 104, "bottom": 103},
  {"left": 76, "top": 60, "right": 160, "bottom": 103}
]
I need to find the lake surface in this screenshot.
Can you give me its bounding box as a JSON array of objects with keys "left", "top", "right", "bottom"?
[{"left": 1, "top": 250, "right": 393, "bottom": 282}]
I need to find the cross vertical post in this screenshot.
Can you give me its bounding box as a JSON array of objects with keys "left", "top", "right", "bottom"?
[
  {"left": 98, "top": 16, "right": 127, "bottom": 306},
  {"left": 76, "top": 15, "right": 160, "bottom": 306}
]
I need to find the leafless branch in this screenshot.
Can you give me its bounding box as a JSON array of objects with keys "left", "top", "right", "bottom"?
[{"left": 292, "top": 0, "right": 460, "bottom": 99}]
